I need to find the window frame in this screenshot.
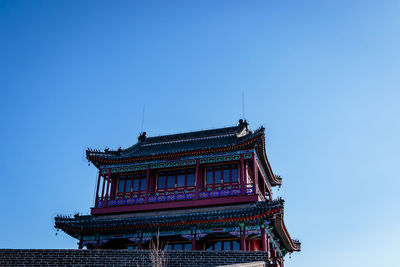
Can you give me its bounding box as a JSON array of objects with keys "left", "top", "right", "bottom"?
[
  {"left": 164, "top": 242, "right": 191, "bottom": 251},
  {"left": 205, "top": 163, "right": 239, "bottom": 186},
  {"left": 206, "top": 239, "right": 240, "bottom": 251},
  {"left": 116, "top": 172, "right": 147, "bottom": 195},
  {"left": 156, "top": 168, "right": 196, "bottom": 191},
  {"left": 117, "top": 175, "right": 127, "bottom": 194}
]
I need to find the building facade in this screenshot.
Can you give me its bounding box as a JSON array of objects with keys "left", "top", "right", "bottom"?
[{"left": 55, "top": 120, "right": 300, "bottom": 266}]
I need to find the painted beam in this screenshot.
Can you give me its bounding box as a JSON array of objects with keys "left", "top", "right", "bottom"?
[{"left": 91, "top": 195, "right": 258, "bottom": 215}]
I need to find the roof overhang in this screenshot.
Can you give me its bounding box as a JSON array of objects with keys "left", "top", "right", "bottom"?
[{"left": 87, "top": 131, "right": 265, "bottom": 167}]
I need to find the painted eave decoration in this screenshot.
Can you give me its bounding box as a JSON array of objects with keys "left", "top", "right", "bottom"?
[{"left": 86, "top": 121, "right": 282, "bottom": 186}]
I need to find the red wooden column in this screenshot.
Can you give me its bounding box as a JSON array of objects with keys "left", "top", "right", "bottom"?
[
  {"left": 95, "top": 235, "right": 100, "bottom": 249},
  {"left": 253, "top": 154, "right": 258, "bottom": 196},
  {"left": 272, "top": 246, "right": 277, "bottom": 266},
  {"left": 110, "top": 177, "right": 117, "bottom": 199},
  {"left": 280, "top": 257, "right": 284, "bottom": 267},
  {"left": 100, "top": 174, "right": 106, "bottom": 200},
  {"left": 263, "top": 183, "right": 267, "bottom": 200},
  {"left": 78, "top": 235, "right": 83, "bottom": 249},
  {"left": 240, "top": 156, "right": 245, "bottom": 195},
  {"left": 191, "top": 228, "right": 197, "bottom": 250},
  {"left": 95, "top": 171, "right": 101, "bottom": 208},
  {"left": 266, "top": 231, "right": 270, "bottom": 255},
  {"left": 195, "top": 160, "right": 200, "bottom": 200},
  {"left": 261, "top": 225, "right": 266, "bottom": 251},
  {"left": 104, "top": 169, "right": 111, "bottom": 207},
  {"left": 138, "top": 232, "right": 143, "bottom": 250},
  {"left": 240, "top": 224, "right": 246, "bottom": 251},
  {"left": 145, "top": 165, "right": 150, "bottom": 203}
]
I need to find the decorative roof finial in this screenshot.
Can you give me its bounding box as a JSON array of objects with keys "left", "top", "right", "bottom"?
[
  {"left": 138, "top": 132, "right": 147, "bottom": 142},
  {"left": 238, "top": 119, "right": 248, "bottom": 130}
]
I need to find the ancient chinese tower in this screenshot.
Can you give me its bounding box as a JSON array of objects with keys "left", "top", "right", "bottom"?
[{"left": 55, "top": 120, "right": 300, "bottom": 266}]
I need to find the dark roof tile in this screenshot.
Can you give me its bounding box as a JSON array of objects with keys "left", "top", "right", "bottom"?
[
  {"left": 87, "top": 122, "right": 264, "bottom": 161},
  {"left": 55, "top": 200, "right": 283, "bottom": 232}
]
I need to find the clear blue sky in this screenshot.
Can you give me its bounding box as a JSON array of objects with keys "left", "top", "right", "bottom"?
[{"left": 0, "top": 1, "right": 399, "bottom": 266}]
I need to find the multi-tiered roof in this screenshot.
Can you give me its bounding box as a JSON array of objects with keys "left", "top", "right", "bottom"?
[{"left": 55, "top": 120, "right": 300, "bottom": 266}]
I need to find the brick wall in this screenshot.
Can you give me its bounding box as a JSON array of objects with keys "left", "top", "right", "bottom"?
[{"left": 0, "top": 249, "right": 270, "bottom": 267}]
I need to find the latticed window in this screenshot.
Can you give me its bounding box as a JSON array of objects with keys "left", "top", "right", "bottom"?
[
  {"left": 117, "top": 173, "right": 146, "bottom": 194},
  {"left": 117, "top": 175, "right": 126, "bottom": 193},
  {"left": 165, "top": 243, "right": 192, "bottom": 250},
  {"left": 206, "top": 240, "right": 240, "bottom": 250},
  {"left": 157, "top": 168, "right": 195, "bottom": 190},
  {"left": 206, "top": 164, "right": 239, "bottom": 185}
]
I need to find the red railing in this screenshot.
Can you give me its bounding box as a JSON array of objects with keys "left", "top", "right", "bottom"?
[{"left": 95, "top": 183, "right": 256, "bottom": 208}]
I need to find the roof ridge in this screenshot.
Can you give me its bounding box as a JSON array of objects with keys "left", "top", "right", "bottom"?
[
  {"left": 144, "top": 125, "right": 239, "bottom": 142},
  {"left": 141, "top": 132, "right": 236, "bottom": 147},
  {"left": 86, "top": 122, "right": 265, "bottom": 162}
]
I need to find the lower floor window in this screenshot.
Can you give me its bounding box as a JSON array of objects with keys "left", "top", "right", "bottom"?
[
  {"left": 207, "top": 240, "right": 240, "bottom": 251},
  {"left": 165, "top": 243, "right": 192, "bottom": 250}
]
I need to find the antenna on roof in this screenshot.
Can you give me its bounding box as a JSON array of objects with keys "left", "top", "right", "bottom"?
[
  {"left": 141, "top": 106, "right": 145, "bottom": 133},
  {"left": 242, "top": 90, "right": 245, "bottom": 120}
]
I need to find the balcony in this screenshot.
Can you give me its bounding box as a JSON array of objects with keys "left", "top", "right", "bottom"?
[{"left": 92, "top": 183, "right": 258, "bottom": 215}]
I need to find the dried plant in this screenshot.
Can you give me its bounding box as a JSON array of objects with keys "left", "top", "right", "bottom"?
[{"left": 148, "top": 231, "right": 168, "bottom": 267}]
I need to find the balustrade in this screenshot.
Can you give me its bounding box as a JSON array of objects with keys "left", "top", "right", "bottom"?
[{"left": 95, "top": 183, "right": 256, "bottom": 208}]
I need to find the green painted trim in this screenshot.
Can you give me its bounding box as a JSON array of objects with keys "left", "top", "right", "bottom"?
[{"left": 102, "top": 152, "right": 252, "bottom": 174}]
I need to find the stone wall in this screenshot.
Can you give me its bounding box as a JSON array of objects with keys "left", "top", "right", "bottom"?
[{"left": 0, "top": 249, "right": 270, "bottom": 267}]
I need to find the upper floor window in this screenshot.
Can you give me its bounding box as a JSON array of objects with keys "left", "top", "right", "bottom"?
[
  {"left": 157, "top": 168, "right": 195, "bottom": 190},
  {"left": 117, "top": 173, "right": 146, "bottom": 194},
  {"left": 206, "top": 164, "right": 239, "bottom": 185}
]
